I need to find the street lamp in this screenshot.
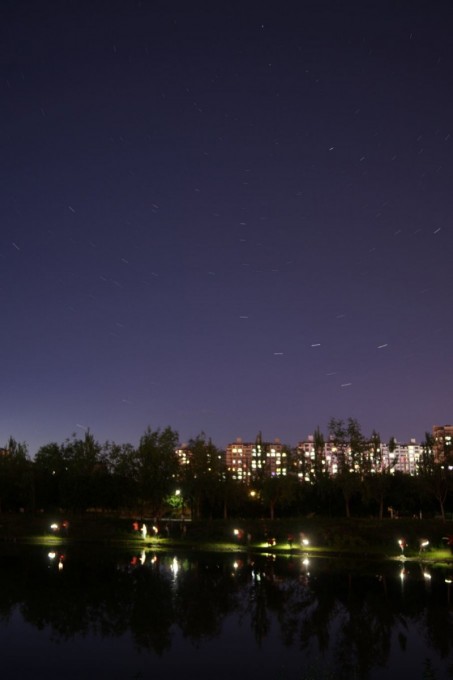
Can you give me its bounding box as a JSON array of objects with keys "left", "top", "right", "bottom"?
[{"left": 419, "top": 539, "right": 429, "bottom": 554}]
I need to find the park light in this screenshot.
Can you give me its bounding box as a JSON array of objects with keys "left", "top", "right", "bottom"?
[
  {"left": 48, "top": 552, "right": 56, "bottom": 560},
  {"left": 50, "top": 523, "right": 59, "bottom": 531},
  {"left": 419, "top": 539, "right": 429, "bottom": 552},
  {"left": 298, "top": 531, "right": 309, "bottom": 547},
  {"left": 233, "top": 528, "right": 244, "bottom": 541}
]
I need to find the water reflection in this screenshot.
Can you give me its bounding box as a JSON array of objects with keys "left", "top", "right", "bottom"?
[{"left": 0, "top": 545, "right": 452, "bottom": 679}]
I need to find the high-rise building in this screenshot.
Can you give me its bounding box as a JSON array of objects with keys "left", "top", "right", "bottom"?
[
  {"left": 295, "top": 435, "right": 423, "bottom": 478},
  {"left": 432, "top": 425, "right": 453, "bottom": 465},
  {"left": 225, "top": 435, "right": 289, "bottom": 483}
]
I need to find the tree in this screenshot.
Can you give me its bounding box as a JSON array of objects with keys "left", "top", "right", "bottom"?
[
  {"left": 58, "top": 430, "right": 105, "bottom": 512},
  {"left": 418, "top": 432, "right": 450, "bottom": 521},
  {"left": 313, "top": 426, "right": 328, "bottom": 482},
  {"left": 179, "top": 433, "right": 224, "bottom": 520},
  {"left": 105, "top": 441, "right": 138, "bottom": 511},
  {"left": 328, "top": 418, "right": 366, "bottom": 518},
  {"left": 363, "top": 431, "right": 394, "bottom": 519},
  {"left": 34, "top": 442, "right": 66, "bottom": 510},
  {"left": 298, "top": 427, "right": 327, "bottom": 484},
  {"left": 217, "top": 469, "right": 247, "bottom": 519},
  {"left": 388, "top": 436, "right": 397, "bottom": 455},
  {"left": 0, "top": 437, "right": 31, "bottom": 512},
  {"left": 134, "top": 426, "right": 180, "bottom": 518},
  {"left": 261, "top": 475, "right": 298, "bottom": 520}
]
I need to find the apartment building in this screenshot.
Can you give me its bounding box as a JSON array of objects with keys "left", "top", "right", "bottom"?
[
  {"left": 432, "top": 425, "right": 453, "bottom": 465},
  {"left": 181, "top": 426, "right": 451, "bottom": 484},
  {"left": 225, "top": 435, "right": 289, "bottom": 483},
  {"left": 295, "top": 436, "right": 424, "bottom": 479}
]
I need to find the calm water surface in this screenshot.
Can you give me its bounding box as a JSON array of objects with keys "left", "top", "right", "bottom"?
[{"left": 0, "top": 544, "right": 452, "bottom": 679}]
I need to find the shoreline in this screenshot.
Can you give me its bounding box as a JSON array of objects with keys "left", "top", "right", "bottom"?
[{"left": 1, "top": 512, "right": 452, "bottom": 563}]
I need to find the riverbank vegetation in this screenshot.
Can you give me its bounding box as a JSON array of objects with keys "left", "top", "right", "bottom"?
[
  {"left": 1, "top": 513, "right": 453, "bottom": 563},
  {"left": 1, "top": 423, "right": 453, "bottom": 526}
]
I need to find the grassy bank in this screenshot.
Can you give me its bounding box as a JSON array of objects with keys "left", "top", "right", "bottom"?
[{"left": 1, "top": 512, "right": 453, "bottom": 561}]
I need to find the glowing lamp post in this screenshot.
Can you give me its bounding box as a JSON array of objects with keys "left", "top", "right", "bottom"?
[
  {"left": 175, "top": 489, "right": 184, "bottom": 519},
  {"left": 234, "top": 528, "right": 245, "bottom": 542},
  {"left": 419, "top": 539, "right": 429, "bottom": 554}
]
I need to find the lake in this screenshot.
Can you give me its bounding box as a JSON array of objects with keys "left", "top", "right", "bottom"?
[{"left": 0, "top": 543, "right": 451, "bottom": 679}]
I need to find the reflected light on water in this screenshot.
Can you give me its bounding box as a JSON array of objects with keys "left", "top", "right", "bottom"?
[
  {"left": 1, "top": 546, "right": 452, "bottom": 680},
  {"left": 171, "top": 557, "right": 179, "bottom": 578}
]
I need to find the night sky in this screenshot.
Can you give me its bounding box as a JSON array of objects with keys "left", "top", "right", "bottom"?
[{"left": 2, "top": 0, "right": 453, "bottom": 456}]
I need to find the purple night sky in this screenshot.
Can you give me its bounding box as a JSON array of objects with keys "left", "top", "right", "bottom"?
[{"left": 2, "top": 1, "right": 452, "bottom": 456}]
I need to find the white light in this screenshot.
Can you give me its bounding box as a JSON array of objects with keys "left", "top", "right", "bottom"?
[
  {"left": 50, "top": 523, "right": 59, "bottom": 531},
  {"left": 48, "top": 552, "right": 56, "bottom": 560}
]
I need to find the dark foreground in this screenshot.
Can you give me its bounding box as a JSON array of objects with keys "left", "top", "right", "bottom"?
[{"left": 0, "top": 541, "right": 452, "bottom": 679}]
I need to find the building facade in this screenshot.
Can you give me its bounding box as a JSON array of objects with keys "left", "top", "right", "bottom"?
[
  {"left": 181, "top": 427, "right": 451, "bottom": 484},
  {"left": 295, "top": 435, "right": 424, "bottom": 479},
  {"left": 432, "top": 425, "right": 453, "bottom": 465},
  {"left": 225, "top": 435, "right": 289, "bottom": 484}
]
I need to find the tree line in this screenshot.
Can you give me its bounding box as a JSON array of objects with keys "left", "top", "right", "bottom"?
[{"left": 1, "top": 418, "right": 451, "bottom": 520}]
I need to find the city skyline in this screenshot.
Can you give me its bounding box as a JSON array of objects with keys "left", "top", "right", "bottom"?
[{"left": 2, "top": 1, "right": 453, "bottom": 457}]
